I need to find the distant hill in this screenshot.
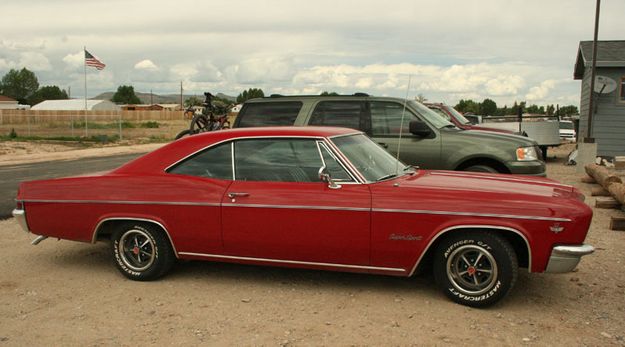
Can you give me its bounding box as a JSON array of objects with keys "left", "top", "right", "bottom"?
[{"left": 93, "top": 91, "right": 236, "bottom": 104}]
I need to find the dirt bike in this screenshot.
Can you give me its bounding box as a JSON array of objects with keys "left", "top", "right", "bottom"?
[{"left": 175, "top": 92, "right": 233, "bottom": 140}]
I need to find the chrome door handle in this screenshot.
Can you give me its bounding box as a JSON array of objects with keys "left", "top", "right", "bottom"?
[{"left": 228, "top": 192, "right": 249, "bottom": 199}]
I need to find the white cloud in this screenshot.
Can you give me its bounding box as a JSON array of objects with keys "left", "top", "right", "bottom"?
[
  {"left": 62, "top": 51, "right": 84, "bottom": 69},
  {"left": 526, "top": 80, "right": 557, "bottom": 101},
  {"left": 18, "top": 52, "right": 51, "bottom": 71},
  {"left": 0, "top": 58, "right": 16, "bottom": 70},
  {"left": 134, "top": 59, "right": 158, "bottom": 71}
]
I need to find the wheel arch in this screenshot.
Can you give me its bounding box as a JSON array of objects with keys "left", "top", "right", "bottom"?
[
  {"left": 454, "top": 156, "right": 511, "bottom": 173},
  {"left": 408, "top": 225, "right": 531, "bottom": 276},
  {"left": 91, "top": 217, "right": 179, "bottom": 258}
]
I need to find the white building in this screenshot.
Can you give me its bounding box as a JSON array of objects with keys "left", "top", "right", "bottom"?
[
  {"left": 0, "top": 95, "right": 19, "bottom": 109},
  {"left": 31, "top": 99, "right": 120, "bottom": 111}
]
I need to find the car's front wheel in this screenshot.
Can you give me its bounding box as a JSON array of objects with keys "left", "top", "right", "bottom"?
[
  {"left": 111, "top": 223, "right": 175, "bottom": 281},
  {"left": 433, "top": 231, "right": 518, "bottom": 307}
]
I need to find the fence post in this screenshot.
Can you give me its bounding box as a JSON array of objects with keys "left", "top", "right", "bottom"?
[
  {"left": 119, "top": 113, "right": 123, "bottom": 141},
  {"left": 70, "top": 115, "right": 74, "bottom": 137},
  {"left": 28, "top": 114, "right": 31, "bottom": 136}
]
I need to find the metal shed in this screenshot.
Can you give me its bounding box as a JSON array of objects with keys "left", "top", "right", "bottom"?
[{"left": 574, "top": 40, "right": 625, "bottom": 157}]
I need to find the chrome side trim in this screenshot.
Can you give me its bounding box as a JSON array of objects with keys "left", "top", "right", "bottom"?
[
  {"left": 12, "top": 208, "right": 30, "bottom": 233},
  {"left": 222, "top": 203, "right": 370, "bottom": 212},
  {"left": 91, "top": 217, "right": 179, "bottom": 257},
  {"left": 178, "top": 252, "right": 406, "bottom": 273},
  {"left": 373, "top": 208, "right": 571, "bottom": 222},
  {"left": 20, "top": 199, "right": 220, "bottom": 207},
  {"left": 431, "top": 171, "right": 572, "bottom": 188},
  {"left": 407, "top": 224, "right": 532, "bottom": 276}
]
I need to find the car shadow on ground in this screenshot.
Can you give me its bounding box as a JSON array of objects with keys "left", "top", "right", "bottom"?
[{"left": 40, "top": 241, "right": 581, "bottom": 310}]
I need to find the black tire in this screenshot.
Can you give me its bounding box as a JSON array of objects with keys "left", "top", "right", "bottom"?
[
  {"left": 433, "top": 231, "right": 518, "bottom": 307},
  {"left": 175, "top": 129, "right": 192, "bottom": 140},
  {"left": 463, "top": 164, "right": 499, "bottom": 173},
  {"left": 111, "top": 223, "right": 175, "bottom": 281},
  {"left": 190, "top": 114, "right": 210, "bottom": 132}
]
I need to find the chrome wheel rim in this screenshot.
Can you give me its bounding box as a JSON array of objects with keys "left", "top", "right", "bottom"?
[
  {"left": 118, "top": 229, "right": 155, "bottom": 271},
  {"left": 446, "top": 244, "right": 498, "bottom": 296}
]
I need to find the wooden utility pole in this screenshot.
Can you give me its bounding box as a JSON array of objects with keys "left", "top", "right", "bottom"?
[{"left": 585, "top": 0, "right": 601, "bottom": 142}]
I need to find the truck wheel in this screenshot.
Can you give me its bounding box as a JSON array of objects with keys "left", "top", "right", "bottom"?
[
  {"left": 433, "top": 232, "right": 518, "bottom": 307},
  {"left": 463, "top": 165, "right": 499, "bottom": 173},
  {"left": 111, "top": 223, "right": 175, "bottom": 281}
]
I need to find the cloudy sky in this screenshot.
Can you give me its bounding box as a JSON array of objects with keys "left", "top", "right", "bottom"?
[{"left": 1, "top": 0, "right": 623, "bottom": 107}]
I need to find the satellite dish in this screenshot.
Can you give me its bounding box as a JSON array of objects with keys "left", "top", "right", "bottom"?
[{"left": 593, "top": 75, "right": 617, "bottom": 94}]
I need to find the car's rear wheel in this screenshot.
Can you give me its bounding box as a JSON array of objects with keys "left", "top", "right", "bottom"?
[
  {"left": 111, "top": 223, "right": 175, "bottom": 281},
  {"left": 433, "top": 232, "right": 518, "bottom": 307}
]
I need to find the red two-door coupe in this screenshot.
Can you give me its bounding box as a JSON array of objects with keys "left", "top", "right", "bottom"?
[{"left": 13, "top": 127, "right": 593, "bottom": 307}]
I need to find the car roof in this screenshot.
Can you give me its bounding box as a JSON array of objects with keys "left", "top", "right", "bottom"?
[{"left": 112, "top": 126, "right": 361, "bottom": 174}]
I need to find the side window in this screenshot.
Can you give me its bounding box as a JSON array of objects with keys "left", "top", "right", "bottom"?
[
  {"left": 237, "top": 102, "right": 302, "bottom": 127},
  {"left": 234, "top": 139, "right": 322, "bottom": 182},
  {"left": 309, "top": 101, "right": 367, "bottom": 131},
  {"left": 370, "top": 101, "right": 418, "bottom": 136},
  {"left": 167, "top": 142, "right": 233, "bottom": 179},
  {"left": 620, "top": 77, "right": 625, "bottom": 102},
  {"left": 318, "top": 143, "right": 353, "bottom": 182}
]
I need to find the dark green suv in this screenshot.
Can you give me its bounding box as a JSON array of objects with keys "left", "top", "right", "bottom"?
[{"left": 233, "top": 94, "right": 545, "bottom": 176}]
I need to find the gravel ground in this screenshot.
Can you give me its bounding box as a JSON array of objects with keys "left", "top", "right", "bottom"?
[{"left": 1, "top": 143, "right": 624, "bottom": 346}]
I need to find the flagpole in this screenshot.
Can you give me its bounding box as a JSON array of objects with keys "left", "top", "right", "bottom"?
[{"left": 84, "top": 46, "right": 88, "bottom": 137}]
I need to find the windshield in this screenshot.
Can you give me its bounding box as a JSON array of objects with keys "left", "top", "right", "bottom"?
[
  {"left": 559, "top": 122, "right": 573, "bottom": 130},
  {"left": 331, "top": 134, "right": 410, "bottom": 182},
  {"left": 408, "top": 101, "right": 454, "bottom": 129},
  {"left": 446, "top": 106, "right": 472, "bottom": 125}
]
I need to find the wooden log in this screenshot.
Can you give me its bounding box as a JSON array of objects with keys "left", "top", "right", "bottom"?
[
  {"left": 610, "top": 216, "right": 625, "bottom": 231},
  {"left": 584, "top": 164, "right": 622, "bottom": 188},
  {"left": 595, "top": 197, "right": 621, "bottom": 209},
  {"left": 590, "top": 187, "right": 611, "bottom": 196},
  {"left": 581, "top": 175, "right": 597, "bottom": 184},
  {"left": 614, "top": 156, "right": 625, "bottom": 170},
  {"left": 607, "top": 183, "right": 625, "bottom": 205}
]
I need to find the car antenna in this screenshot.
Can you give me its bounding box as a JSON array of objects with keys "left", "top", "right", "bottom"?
[{"left": 395, "top": 75, "right": 412, "bottom": 176}]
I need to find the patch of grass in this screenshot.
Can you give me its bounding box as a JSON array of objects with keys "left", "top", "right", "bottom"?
[
  {"left": 140, "top": 121, "right": 160, "bottom": 128},
  {"left": 0, "top": 134, "right": 120, "bottom": 143},
  {"left": 9, "top": 128, "right": 17, "bottom": 139}
]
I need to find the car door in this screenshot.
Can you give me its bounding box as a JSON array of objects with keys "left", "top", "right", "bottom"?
[
  {"left": 369, "top": 101, "right": 442, "bottom": 169},
  {"left": 221, "top": 137, "right": 371, "bottom": 266}
]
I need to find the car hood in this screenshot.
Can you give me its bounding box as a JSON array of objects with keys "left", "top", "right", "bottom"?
[
  {"left": 442, "top": 127, "right": 537, "bottom": 147},
  {"left": 399, "top": 170, "right": 577, "bottom": 199}
]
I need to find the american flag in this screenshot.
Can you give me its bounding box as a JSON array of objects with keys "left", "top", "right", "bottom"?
[{"left": 85, "top": 50, "right": 105, "bottom": 70}]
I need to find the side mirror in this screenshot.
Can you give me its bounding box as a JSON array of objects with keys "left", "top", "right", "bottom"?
[
  {"left": 318, "top": 166, "right": 341, "bottom": 189},
  {"left": 409, "top": 120, "right": 432, "bottom": 137}
]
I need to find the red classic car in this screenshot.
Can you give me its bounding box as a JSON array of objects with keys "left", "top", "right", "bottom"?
[{"left": 13, "top": 126, "right": 594, "bottom": 307}]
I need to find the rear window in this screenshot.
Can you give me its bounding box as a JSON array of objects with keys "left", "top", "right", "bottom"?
[{"left": 237, "top": 102, "right": 302, "bottom": 127}]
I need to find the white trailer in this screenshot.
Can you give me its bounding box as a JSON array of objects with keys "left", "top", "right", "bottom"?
[{"left": 479, "top": 115, "right": 561, "bottom": 158}]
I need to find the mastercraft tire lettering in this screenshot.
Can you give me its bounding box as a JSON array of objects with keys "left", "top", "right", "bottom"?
[
  {"left": 433, "top": 231, "right": 518, "bottom": 307},
  {"left": 111, "top": 223, "right": 175, "bottom": 281}
]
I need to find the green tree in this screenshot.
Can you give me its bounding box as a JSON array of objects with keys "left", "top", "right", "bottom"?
[
  {"left": 546, "top": 104, "right": 555, "bottom": 116},
  {"left": 455, "top": 99, "right": 480, "bottom": 114},
  {"left": 0, "top": 68, "right": 39, "bottom": 104},
  {"left": 184, "top": 96, "right": 203, "bottom": 107},
  {"left": 28, "top": 85, "right": 69, "bottom": 105},
  {"left": 236, "top": 88, "right": 264, "bottom": 103},
  {"left": 558, "top": 105, "right": 579, "bottom": 116},
  {"left": 111, "top": 85, "right": 141, "bottom": 104},
  {"left": 321, "top": 91, "right": 339, "bottom": 96},
  {"left": 480, "top": 98, "right": 497, "bottom": 116}
]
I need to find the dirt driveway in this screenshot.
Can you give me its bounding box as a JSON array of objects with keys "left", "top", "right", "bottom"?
[{"left": 1, "top": 144, "right": 624, "bottom": 346}]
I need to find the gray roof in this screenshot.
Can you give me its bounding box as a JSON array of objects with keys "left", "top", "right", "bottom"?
[{"left": 574, "top": 40, "right": 625, "bottom": 79}]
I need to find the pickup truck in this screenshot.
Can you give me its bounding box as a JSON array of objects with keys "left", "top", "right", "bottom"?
[{"left": 233, "top": 94, "right": 546, "bottom": 176}]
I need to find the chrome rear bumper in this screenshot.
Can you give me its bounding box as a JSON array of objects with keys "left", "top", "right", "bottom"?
[
  {"left": 545, "top": 244, "right": 594, "bottom": 273},
  {"left": 12, "top": 208, "right": 30, "bottom": 233}
]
